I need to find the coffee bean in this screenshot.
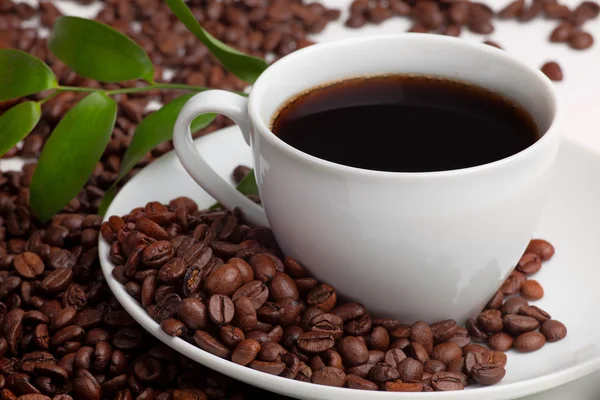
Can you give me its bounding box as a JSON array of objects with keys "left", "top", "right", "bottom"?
[
  {"left": 525, "top": 239, "right": 555, "bottom": 260},
  {"left": 487, "top": 332, "right": 513, "bottom": 352},
  {"left": 208, "top": 294, "right": 235, "bottom": 325},
  {"left": 540, "top": 320, "right": 567, "bottom": 342},
  {"left": 205, "top": 264, "right": 243, "bottom": 297},
  {"left": 520, "top": 280, "right": 544, "bottom": 300},
  {"left": 233, "top": 280, "right": 269, "bottom": 310},
  {"left": 430, "top": 371, "right": 466, "bottom": 391},
  {"left": 41, "top": 268, "right": 73, "bottom": 294},
  {"left": 513, "top": 331, "right": 546, "bottom": 352},
  {"left": 232, "top": 339, "right": 261, "bottom": 366},
  {"left": 503, "top": 314, "right": 539, "bottom": 335},
  {"left": 407, "top": 341, "right": 429, "bottom": 363},
  {"left": 550, "top": 22, "right": 575, "bottom": 43},
  {"left": 431, "top": 342, "right": 463, "bottom": 366},
  {"left": 501, "top": 296, "right": 529, "bottom": 315},
  {"left": 501, "top": 270, "right": 526, "bottom": 295},
  {"left": 369, "top": 362, "right": 400, "bottom": 383},
  {"left": 424, "top": 359, "right": 446, "bottom": 374},
  {"left": 518, "top": 305, "right": 551, "bottom": 323},
  {"left": 73, "top": 369, "right": 102, "bottom": 400},
  {"left": 477, "top": 310, "right": 503, "bottom": 333},
  {"left": 338, "top": 336, "right": 369, "bottom": 367},
  {"left": 340, "top": 312, "right": 370, "bottom": 335},
  {"left": 297, "top": 331, "right": 335, "bottom": 353},
  {"left": 306, "top": 283, "right": 337, "bottom": 312},
  {"left": 13, "top": 252, "right": 44, "bottom": 279},
  {"left": 248, "top": 360, "right": 286, "bottom": 375},
  {"left": 309, "top": 312, "right": 343, "bottom": 340},
  {"left": 160, "top": 318, "right": 185, "bottom": 337},
  {"left": 430, "top": 319, "right": 459, "bottom": 343},
  {"left": 516, "top": 253, "right": 542, "bottom": 275},
  {"left": 345, "top": 374, "right": 378, "bottom": 390},
  {"left": 397, "top": 357, "right": 423, "bottom": 381},
  {"left": 470, "top": 363, "right": 506, "bottom": 385},
  {"left": 410, "top": 321, "right": 433, "bottom": 354},
  {"left": 268, "top": 272, "right": 299, "bottom": 302},
  {"left": 193, "top": 331, "right": 230, "bottom": 358}
]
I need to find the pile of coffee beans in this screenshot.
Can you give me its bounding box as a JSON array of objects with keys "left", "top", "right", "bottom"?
[
  {"left": 345, "top": 0, "right": 597, "bottom": 48},
  {"left": 344, "top": 0, "right": 598, "bottom": 81},
  {"left": 0, "top": 183, "right": 283, "bottom": 399},
  {"left": 469, "top": 239, "right": 567, "bottom": 353},
  {"left": 101, "top": 179, "right": 565, "bottom": 392}
]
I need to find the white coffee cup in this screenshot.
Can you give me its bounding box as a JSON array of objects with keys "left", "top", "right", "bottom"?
[{"left": 173, "top": 34, "right": 560, "bottom": 324}]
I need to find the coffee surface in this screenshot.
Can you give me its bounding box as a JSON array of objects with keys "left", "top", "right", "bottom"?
[{"left": 271, "top": 75, "right": 539, "bottom": 172}]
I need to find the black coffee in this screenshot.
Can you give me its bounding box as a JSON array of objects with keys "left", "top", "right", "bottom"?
[{"left": 271, "top": 75, "right": 539, "bottom": 172}]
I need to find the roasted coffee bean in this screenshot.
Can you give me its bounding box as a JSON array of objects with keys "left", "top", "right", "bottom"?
[
  {"left": 410, "top": 321, "right": 433, "bottom": 353},
  {"left": 431, "top": 342, "right": 463, "bottom": 366},
  {"left": 503, "top": 314, "right": 539, "bottom": 335},
  {"left": 541, "top": 61, "right": 564, "bottom": 82},
  {"left": 208, "top": 295, "right": 235, "bottom": 325},
  {"left": 193, "top": 331, "right": 230, "bottom": 358},
  {"left": 297, "top": 331, "right": 335, "bottom": 353},
  {"left": 13, "top": 252, "right": 44, "bottom": 279},
  {"left": 205, "top": 264, "right": 244, "bottom": 297},
  {"left": 520, "top": 279, "right": 544, "bottom": 300},
  {"left": 424, "top": 359, "right": 446, "bottom": 374},
  {"left": 516, "top": 253, "right": 542, "bottom": 275},
  {"left": 430, "top": 371, "right": 467, "bottom": 391},
  {"left": 519, "top": 305, "right": 551, "bottom": 323},
  {"left": 306, "top": 284, "right": 337, "bottom": 312},
  {"left": 513, "top": 331, "right": 546, "bottom": 352},
  {"left": 397, "top": 357, "right": 423, "bottom": 381},
  {"left": 540, "top": 320, "right": 567, "bottom": 342},
  {"left": 487, "top": 332, "right": 514, "bottom": 351},
  {"left": 470, "top": 363, "right": 506, "bottom": 385},
  {"left": 501, "top": 270, "right": 526, "bottom": 295},
  {"left": 525, "top": 239, "right": 555, "bottom": 260},
  {"left": 550, "top": 22, "right": 574, "bottom": 43},
  {"left": 309, "top": 313, "right": 343, "bottom": 340},
  {"left": 367, "top": 326, "right": 389, "bottom": 351},
  {"left": 142, "top": 241, "right": 174, "bottom": 267},
  {"left": 407, "top": 341, "right": 429, "bottom": 363},
  {"left": 233, "top": 296, "right": 258, "bottom": 332},
  {"left": 232, "top": 339, "right": 261, "bottom": 366},
  {"left": 158, "top": 258, "right": 186, "bottom": 284},
  {"left": 344, "top": 313, "right": 372, "bottom": 336},
  {"left": 501, "top": 296, "right": 529, "bottom": 315},
  {"left": 360, "top": 364, "right": 394, "bottom": 385},
  {"left": 233, "top": 280, "right": 269, "bottom": 310},
  {"left": 345, "top": 374, "right": 378, "bottom": 390},
  {"left": 160, "top": 318, "right": 185, "bottom": 337},
  {"left": 338, "top": 336, "right": 369, "bottom": 367},
  {"left": 248, "top": 360, "right": 285, "bottom": 375},
  {"left": 477, "top": 310, "right": 503, "bottom": 333},
  {"left": 177, "top": 298, "right": 208, "bottom": 330},
  {"left": 220, "top": 325, "right": 245, "bottom": 348},
  {"left": 430, "top": 319, "right": 459, "bottom": 343},
  {"left": 41, "top": 268, "right": 73, "bottom": 294},
  {"left": 258, "top": 341, "right": 286, "bottom": 362}
]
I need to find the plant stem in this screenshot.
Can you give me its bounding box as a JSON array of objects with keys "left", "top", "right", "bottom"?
[
  {"left": 57, "top": 86, "right": 102, "bottom": 93},
  {"left": 39, "top": 91, "right": 60, "bottom": 105}
]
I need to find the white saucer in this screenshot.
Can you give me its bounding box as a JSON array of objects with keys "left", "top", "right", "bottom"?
[{"left": 99, "top": 126, "right": 600, "bottom": 400}]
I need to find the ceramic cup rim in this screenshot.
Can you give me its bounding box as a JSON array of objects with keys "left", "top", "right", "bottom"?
[{"left": 247, "top": 33, "right": 560, "bottom": 179}]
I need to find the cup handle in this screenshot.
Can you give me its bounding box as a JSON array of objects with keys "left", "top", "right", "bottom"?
[{"left": 173, "top": 90, "right": 269, "bottom": 227}]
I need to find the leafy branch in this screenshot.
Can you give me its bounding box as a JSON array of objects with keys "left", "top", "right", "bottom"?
[{"left": 0, "top": 0, "right": 264, "bottom": 222}]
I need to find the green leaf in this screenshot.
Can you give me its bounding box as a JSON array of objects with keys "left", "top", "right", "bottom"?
[
  {"left": 49, "top": 16, "right": 154, "bottom": 83},
  {"left": 30, "top": 93, "right": 117, "bottom": 221},
  {"left": 210, "top": 169, "right": 259, "bottom": 209},
  {"left": 0, "top": 102, "right": 41, "bottom": 157},
  {"left": 117, "top": 94, "right": 215, "bottom": 183},
  {"left": 97, "top": 94, "right": 216, "bottom": 213},
  {"left": 165, "top": 0, "right": 268, "bottom": 84},
  {"left": 0, "top": 50, "right": 58, "bottom": 101}
]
